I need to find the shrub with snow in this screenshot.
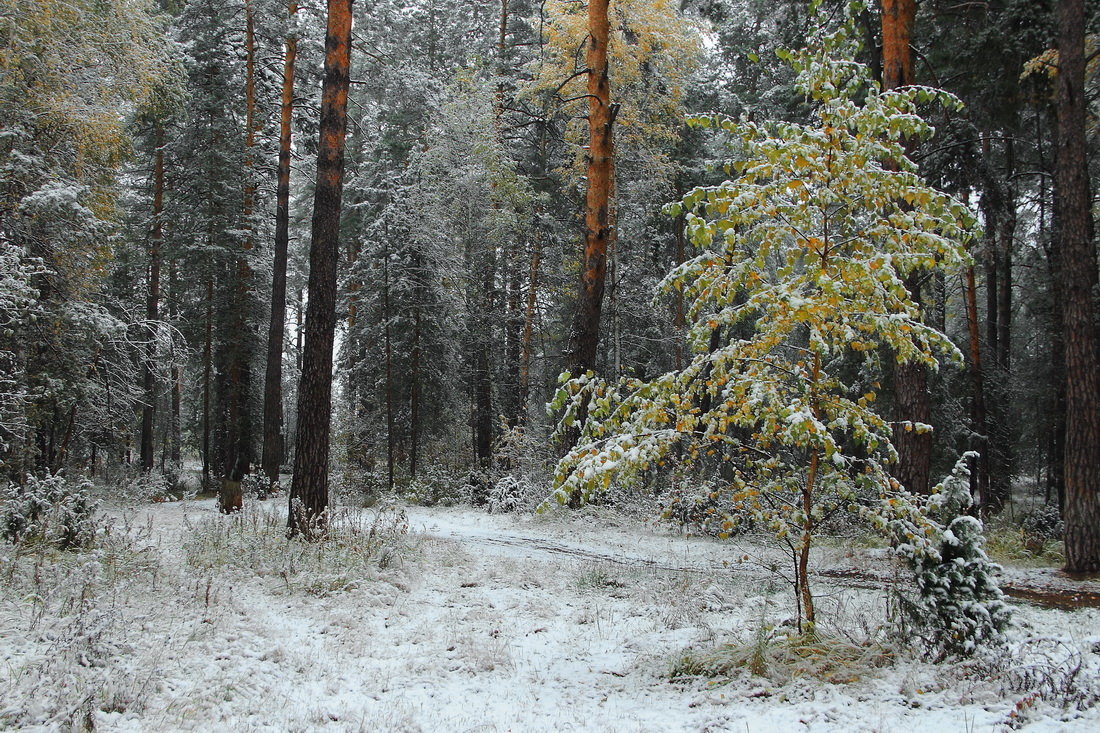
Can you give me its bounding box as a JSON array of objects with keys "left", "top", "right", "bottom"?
[
  {"left": 1022, "top": 503, "right": 1064, "bottom": 543},
  {"left": 659, "top": 485, "right": 732, "bottom": 536},
  {"left": 242, "top": 473, "right": 276, "bottom": 500},
  {"left": 117, "top": 470, "right": 178, "bottom": 503},
  {"left": 1, "top": 472, "right": 99, "bottom": 549},
  {"left": 462, "top": 467, "right": 493, "bottom": 507},
  {"left": 332, "top": 467, "right": 389, "bottom": 507},
  {"left": 488, "top": 475, "right": 526, "bottom": 514},
  {"left": 405, "top": 464, "right": 466, "bottom": 506}
]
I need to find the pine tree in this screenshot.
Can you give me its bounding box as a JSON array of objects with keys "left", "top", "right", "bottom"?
[
  {"left": 261, "top": 0, "right": 300, "bottom": 491},
  {"left": 169, "top": 0, "right": 248, "bottom": 490},
  {"left": 568, "top": 0, "right": 615, "bottom": 375},
  {"left": 879, "top": 0, "right": 934, "bottom": 496},
  {"left": 1053, "top": 0, "right": 1100, "bottom": 573},
  {"left": 289, "top": 0, "right": 354, "bottom": 537}
]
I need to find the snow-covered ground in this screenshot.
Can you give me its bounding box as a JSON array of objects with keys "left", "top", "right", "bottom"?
[{"left": 2, "top": 497, "right": 1099, "bottom": 731}]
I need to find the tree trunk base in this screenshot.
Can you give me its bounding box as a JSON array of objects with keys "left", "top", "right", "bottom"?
[{"left": 219, "top": 480, "right": 243, "bottom": 513}]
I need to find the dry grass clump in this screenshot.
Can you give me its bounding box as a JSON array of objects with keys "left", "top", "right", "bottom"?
[
  {"left": 984, "top": 525, "right": 1064, "bottom": 568},
  {"left": 183, "top": 502, "right": 410, "bottom": 595},
  {"left": 671, "top": 629, "right": 894, "bottom": 685}
]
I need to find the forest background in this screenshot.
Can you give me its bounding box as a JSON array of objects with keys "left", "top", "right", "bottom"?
[{"left": 2, "top": 0, "right": 1099, "bottom": 573}]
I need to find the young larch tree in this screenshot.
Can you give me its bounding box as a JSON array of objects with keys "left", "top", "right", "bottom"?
[{"left": 548, "top": 17, "right": 976, "bottom": 632}]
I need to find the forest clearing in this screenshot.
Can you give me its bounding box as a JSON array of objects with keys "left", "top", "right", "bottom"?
[
  {"left": 2, "top": 494, "right": 1099, "bottom": 732},
  {"left": 5, "top": 0, "right": 1100, "bottom": 729}
]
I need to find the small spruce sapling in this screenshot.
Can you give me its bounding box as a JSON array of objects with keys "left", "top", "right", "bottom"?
[
  {"left": 868, "top": 453, "right": 1012, "bottom": 659},
  {"left": 547, "top": 4, "right": 977, "bottom": 635}
]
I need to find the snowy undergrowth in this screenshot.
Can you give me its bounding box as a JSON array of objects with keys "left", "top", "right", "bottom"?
[
  {"left": 3, "top": 499, "right": 1100, "bottom": 730},
  {"left": 668, "top": 574, "right": 898, "bottom": 687},
  {"left": 183, "top": 501, "right": 412, "bottom": 597},
  {"left": 414, "top": 506, "right": 1100, "bottom": 730},
  {"left": 1, "top": 498, "right": 416, "bottom": 731},
  {"left": 0, "top": 513, "right": 169, "bottom": 729}
]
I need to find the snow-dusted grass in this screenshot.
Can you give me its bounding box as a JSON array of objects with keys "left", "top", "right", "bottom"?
[
  {"left": 985, "top": 524, "right": 1066, "bottom": 569},
  {"left": 1, "top": 497, "right": 1099, "bottom": 731},
  {"left": 183, "top": 502, "right": 410, "bottom": 595},
  {"left": 0, "top": 513, "right": 170, "bottom": 728},
  {"left": 670, "top": 632, "right": 895, "bottom": 686}
]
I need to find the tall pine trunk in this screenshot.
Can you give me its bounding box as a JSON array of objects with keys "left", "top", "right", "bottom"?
[
  {"left": 1034, "top": 112, "right": 1066, "bottom": 506},
  {"left": 409, "top": 307, "right": 422, "bottom": 477},
  {"left": 1054, "top": 0, "right": 1100, "bottom": 573},
  {"left": 964, "top": 267, "right": 992, "bottom": 511},
  {"left": 382, "top": 232, "right": 395, "bottom": 491},
  {"left": 568, "top": 0, "right": 614, "bottom": 374},
  {"left": 262, "top": 0, "right": 299, "bottom": 490},
  {"left": 289, "top": 0, "right": 353, "bottom": 537},
  {"left": 220, "top": 0, "right": 259, "bottom": 512},
  {"left": 997, "top": 140, "right": 1016, "bottom": 373},
  {"left": 474, "top": 349, "right": 493, "bottom": 465},
  {"left": 1047, "top": 244, "right": 1067, "bottom": 508},
  {"left": 518, "top": 126, "right": 548, "bottom": 423},
  {"left": 467, "top": 231, "right": 496, "bottom": 467},
  {"left": 202, "top": 275, "right": 213, "bottom": 489},
  {"left": 503, "top": 241, "right": 523, "bottom": 427},
  {"left": 995, "top": 143, "right": 1017, "bottom": 496},
  {"left": 519, "top": 222, "right": 542, "bottom": 422},
  {"left": 978, "top": 169, "right": 1009, "bottom": 513},
  {"left": 881, "top": 0, "right": 931, "bottom": 494}
]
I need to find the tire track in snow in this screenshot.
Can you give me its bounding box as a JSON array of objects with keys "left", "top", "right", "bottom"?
[
  {"left": 414, "top": 518, "right": 886, "bottom": 593},
  {"left": 416, "top": 514, "right": 1100, "bottom": 607}
]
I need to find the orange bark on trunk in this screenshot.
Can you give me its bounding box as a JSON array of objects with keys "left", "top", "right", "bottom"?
[
  {"left": 290, "top": 0, "right": 353, "bottom": 537},
  {"left": 881, "top": 0, "right": 931, "bottom": 495},
  {"left": 880, "top": 0, "right": 915, "bottom": 89},
  {"left": 569, "top": 0, "right": 615, "bottom": 374}
]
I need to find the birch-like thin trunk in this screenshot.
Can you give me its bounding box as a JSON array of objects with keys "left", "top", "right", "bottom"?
[{"left": 140, "top": 124, "right": 164, "bottom": 472}]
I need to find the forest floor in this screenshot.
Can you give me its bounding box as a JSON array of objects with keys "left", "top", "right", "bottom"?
[{"left": 2, "top": 496, "right": 1100, "bottom": 731}]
